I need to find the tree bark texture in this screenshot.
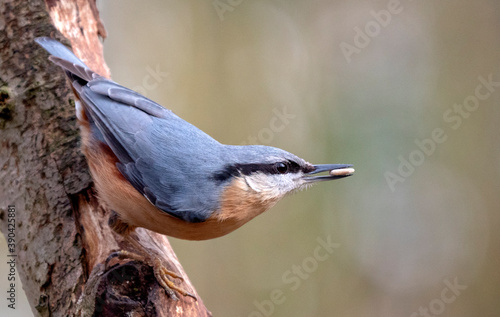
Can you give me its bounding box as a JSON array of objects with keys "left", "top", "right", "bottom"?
[{"left": 0, "top": 1, "right": 211, "bottom": 316}]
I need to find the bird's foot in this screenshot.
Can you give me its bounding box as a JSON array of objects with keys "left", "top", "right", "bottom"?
[{"left": 105, "top": 249, "right": 196, "bottom": 301}]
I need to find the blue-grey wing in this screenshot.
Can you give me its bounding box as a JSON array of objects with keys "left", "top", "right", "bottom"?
[
  {"left": 36, "top": 38, "right": 218, "bottom": 223},
  {"left": 80, "top": 80, "right": 220, "bottom": 223}
]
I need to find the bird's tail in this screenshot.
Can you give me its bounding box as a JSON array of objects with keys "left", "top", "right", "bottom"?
[
  {"left": 35, "top": 37, "right": 98, "bottom": 83},
  {"left": 35, "top": 37, "right": 87, "bottom": 67}
]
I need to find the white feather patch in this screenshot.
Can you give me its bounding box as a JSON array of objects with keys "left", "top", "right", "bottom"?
[{"left": 75, "top": 100, "right": 84, "bottom": 122}]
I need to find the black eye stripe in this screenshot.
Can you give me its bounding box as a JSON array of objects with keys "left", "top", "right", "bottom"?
[
  {"left": 236, "top": 163, "right": 278, "bottom": 175},
  {"left": 212, "top": 161, "right": 307, "bottom": 183},
  {"left": 287, "top": 161, "right": 302, "bottom": 173},
  {"left": 212, "top": 165, "right": 239, "bottom": 182},
  {"left": 235, "top": 161, "right": 302, "bottom": 176}
]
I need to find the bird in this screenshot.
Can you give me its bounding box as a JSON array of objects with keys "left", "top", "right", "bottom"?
[{"left": 35, "top": 37, "right": 354, "bottom": 300}]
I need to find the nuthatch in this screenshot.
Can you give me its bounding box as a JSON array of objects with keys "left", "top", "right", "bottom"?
[{"left": 36, "top": 37, "right": 354, "bottom": 299}]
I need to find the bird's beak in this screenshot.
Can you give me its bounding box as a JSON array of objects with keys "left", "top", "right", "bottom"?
[{"left": 303, "top": 164, "right": 355, "bottom": 183}]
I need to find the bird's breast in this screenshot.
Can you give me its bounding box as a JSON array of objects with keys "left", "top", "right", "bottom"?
[{"left": 212, "top": 177, "right": 280, "bottom": 226}]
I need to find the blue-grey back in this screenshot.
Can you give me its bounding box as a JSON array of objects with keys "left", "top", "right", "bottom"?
[{"left": 35, "top": 37, "right": 308, "bottom": 224}]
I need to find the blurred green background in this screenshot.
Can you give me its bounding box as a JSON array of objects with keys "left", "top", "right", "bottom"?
[{"left": 3, "top": 0, "right": 500, "bottom": 316}]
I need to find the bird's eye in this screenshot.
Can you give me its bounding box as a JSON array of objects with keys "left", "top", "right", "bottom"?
[{"left": 276, "top": 162, "right": 288, "bottom": 174}]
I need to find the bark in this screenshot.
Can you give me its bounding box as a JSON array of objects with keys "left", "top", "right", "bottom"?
[{"left": 0, "top": 1, "right": 211, "bottom": 316}]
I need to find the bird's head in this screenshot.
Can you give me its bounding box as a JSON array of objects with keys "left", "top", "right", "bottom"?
[
  {"left": 204, "top": 145, "right": 354, "bottom": 230},
  {"left": 215, "top": 145, "right": 354, "bottom": 203}
]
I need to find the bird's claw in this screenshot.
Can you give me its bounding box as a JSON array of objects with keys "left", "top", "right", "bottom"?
[{"left": 153, "top": 258, "right": 197, "bottom": 300}]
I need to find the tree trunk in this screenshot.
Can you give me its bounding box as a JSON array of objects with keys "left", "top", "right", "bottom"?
[{"left": 0, "top": 1, "right": 211, "bottom": 316}]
